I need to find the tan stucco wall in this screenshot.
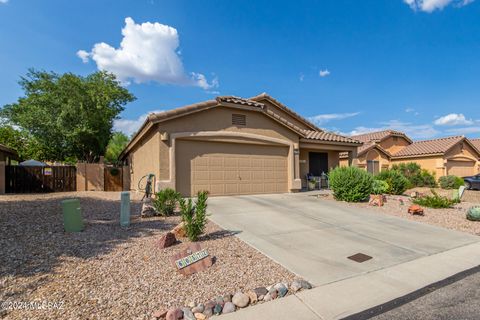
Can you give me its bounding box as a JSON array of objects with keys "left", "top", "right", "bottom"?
[
  {"left": 129, "top": 130, "right": 161, "bottom": 191},
  {"left": 0, "top": 161, "right": 5, "bottom": 194},
  {"left": 357, "top": 149, "right": 390, "bottom": 172},
  {"left": 299, "top": 148, "right": 339, "bottom": 188},
  {"left": 391, "top": 156, "right": 444, "bottom": 177},
  {"left": 379, "top": 136, "right": 411, "bottom": 155}
]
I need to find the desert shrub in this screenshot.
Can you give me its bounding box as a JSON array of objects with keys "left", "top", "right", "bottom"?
[
  {"left": 179, "top": 191, "right": 209, "bottom": 241},
  {"left": 466, "top": 206, "right": 480, "bottom": 221},
  {"left": 375, "top": 169, "right": 409, "bottom": 195},
  {"left": 153, "top": 188, "right": 180, "bottom": 216},
  {"left": 413, "top": 189, "right": 460, "bottom": 209},
  {"left": 391, "top": 162, "right": 437, "bottom": 188},
  {"left": 329, "top": 166, "right": 373, "bottom": 202},
  {"left": 372, "top": 179, "right": 389, "bottom": 195},
  {"left": 439, "top": 175, "right": 464, "bottom": 190}
]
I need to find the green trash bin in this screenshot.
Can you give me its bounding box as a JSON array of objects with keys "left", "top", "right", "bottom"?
[{"left": 61, "top": 199, "right": 84, "bottom": 232}]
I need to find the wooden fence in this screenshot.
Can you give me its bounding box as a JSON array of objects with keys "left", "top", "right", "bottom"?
[{"left": 5, "top": 165, "right": 76, "bottom": 193}]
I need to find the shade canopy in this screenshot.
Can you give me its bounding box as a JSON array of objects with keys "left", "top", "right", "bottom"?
[{"left": 19, "top": 159, "right": 47, "bottom": 167}]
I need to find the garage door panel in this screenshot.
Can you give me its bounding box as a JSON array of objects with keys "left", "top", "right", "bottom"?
[
  {"left": 176, "top": 140, "right": 289, "bottom": 196},
  {"left": 447, "top": 160, "right": 475, "bottom": 177}
]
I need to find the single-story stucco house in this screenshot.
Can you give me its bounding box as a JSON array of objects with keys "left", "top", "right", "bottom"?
[
  {"left": 119, "top": 93, "right": 361, "bottom": 196},
  {"left": 340, "top": 130, "right": 480, "bottom": 177}
]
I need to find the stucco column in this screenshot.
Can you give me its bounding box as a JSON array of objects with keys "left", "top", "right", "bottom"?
[
  {"left": 291, "top": 144, "right": 301, "bottom": 190},
  {"left": 348, "top": 149, "right": 359, "bottom": 167},
  {"left": 0, "top": 161, "right": 5, "bottom": 194}
]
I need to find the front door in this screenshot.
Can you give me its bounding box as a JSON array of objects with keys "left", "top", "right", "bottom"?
[{"left": 309, "top": 152, "right": 329, "bottom": 176}]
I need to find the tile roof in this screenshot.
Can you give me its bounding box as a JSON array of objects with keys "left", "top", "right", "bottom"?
[
  {"left": 339, "top": 141, "right": 389, "bottom": 158},
  {"left": 216, "top": 96, "right": 265, "bottom": 108},
  {"left": 0, "top": 143, "right": 17, "bottom": 156},
  {"left": 471, "top": 139, "right": 480, "bottom": 152},
  {"left": 303, "top": 130, "right": 362, "bottom": 144},
  {"left": 391, "top": 136, "right": 464, "bottom": 158},
  {"left": 352, "top": 130, "right": 412, "bottom": 143}
]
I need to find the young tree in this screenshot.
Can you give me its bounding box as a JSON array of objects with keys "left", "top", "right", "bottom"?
[
  {"left": 0, "top": 69, "right": 135, "bottom": 162},
  {"left": 105, "top": 132, "right": 130, "bottom": 164}
]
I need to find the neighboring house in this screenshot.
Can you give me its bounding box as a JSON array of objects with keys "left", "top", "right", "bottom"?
[
  {"left": 0, "top": 144, "right": 19, "bottom": 194},
  {"left": 340, "top": 130, "right": 480, "bottom": 177},
  {"left": 119, "top": 93, "right": 361, "bottom": 196},
  {"left": 472, "top": 139, "right": 480, "bottom": 155}
]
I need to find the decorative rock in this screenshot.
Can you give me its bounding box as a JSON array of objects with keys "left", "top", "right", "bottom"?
[
  {"left": 274, "top": 283, "right": 288, "bottom": 297},
  {"left": 166, "top": 308, "right": 183, "bottom": 320},
  {"left": 268, "top": 288, "right": 278, "bottom": 299},
  {"left": 222, "top": 302, "right": 236, "bottom": 314},
  {"left": 408, "top": 204, "right": 424, "bottom": 216},
  {"left": 203, "top": 301, "right": 215, "bottom": 317},
  {"left": 246, "top": 290, "right": 258, "bottom": 304},
  {"left": 291, "top": 279, "right": 313, "bottom": 292},
  {"left": 213, "top": 304, "right": 223, "bottom": 315},
  {"left": 152, "top": 309, "right": 167, "bottom": 319},
  {"left": 223, "top": 293, "right": 232, "bottom": 303},
  {"left": 253, "top": 287, "right": 268, "bottom": 297},
  {"left": 141, "top": 198, "right": 157, "bottom": 217},
  {"left": 215, "top": 296, "right": 224, "bottom": 306},
  {"left": 181, "top": 307, "right": 195, "bottom": 320},
  {"left": 263, "top": 293, "right": 272, "bottom": 301},
  {"left": 194, "top": 313, "right": 206, "bottom": 320},
  {"left": 232, "top": 292, "right": 250, "bottom": 308},
  {"left": 171, "top": 222, "right": 186, "bottom": 238},
  {"left": 258, "top": 295, "right": 265, "bottom": 301},
  {"left": 187, "top": 301, "right": 196, "bottom": 308},
  {"left": 191, "top": 304, "right": 204, "bottom": 314},
  {"left": 157, "top": 232, "right": 176, "bottom": 249}
]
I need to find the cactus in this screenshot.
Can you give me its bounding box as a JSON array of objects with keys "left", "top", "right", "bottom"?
[{"left": 466, "top": 206, "right": 480, "bottom": 221}]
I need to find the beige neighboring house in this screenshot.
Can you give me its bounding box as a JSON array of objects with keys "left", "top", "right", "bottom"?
[
  {"left": 119, "top": 93, "right": 361, "bottom": 196},
  {"left": 0, "top": 144, "right": 19, "bottom": 194},
  {"left": 340, "top": 130, "right": 480, "bottom": 177}
]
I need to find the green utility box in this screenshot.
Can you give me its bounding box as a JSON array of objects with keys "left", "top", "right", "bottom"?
[
  {"left": 120, "top": 191, "right": 130, "bottom": 227},
  {"left": 61, "top": 199, "right": 84, "bottom": 232}
]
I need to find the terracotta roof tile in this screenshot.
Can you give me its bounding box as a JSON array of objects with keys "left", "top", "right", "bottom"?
[
  {"left": 216, "top": 96, "right": 265, "bottom": 108},
  {"left": 471, "top": 139, "right": 480, "bottom": 152},
  {"left": 392, "top": 136, "right": 464, "bottom": 157},
  {"left": 352, "top": 130, "right": 412, "bottom": 143},
  {"left": 303, "top": 130, "right": 362, "bottom": 144}
]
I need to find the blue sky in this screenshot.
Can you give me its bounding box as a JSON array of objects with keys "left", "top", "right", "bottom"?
[{"left": 1, "top": 0, "right": 479, "bottom": 140}]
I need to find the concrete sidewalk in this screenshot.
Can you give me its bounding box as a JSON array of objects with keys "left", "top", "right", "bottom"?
[
  {"left": 208, "top": 193, "right": 480, "bottom": 319},
  {"left": 219, "top": 241, "right": 480, "bottom": 319}
]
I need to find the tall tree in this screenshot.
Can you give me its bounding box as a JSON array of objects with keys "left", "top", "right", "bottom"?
[
  {"left": 0, "top": 69, "right": 135, "bottom": 162},
  {"left": 105, "top": 132, "right": 130, "bottom": 164}
]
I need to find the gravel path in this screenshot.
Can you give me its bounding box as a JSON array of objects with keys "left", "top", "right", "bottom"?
[
  {"left": 0, "top": 192, "right": 295, "bottom": 320},
  {"left": 322, "top": 188, "right": 480, "bottom": 236}
]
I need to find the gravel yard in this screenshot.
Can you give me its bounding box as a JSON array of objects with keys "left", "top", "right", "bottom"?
[
  {"left": 321, "top": 188, "right": 480, "bottom": 236},
  {"left": 0, "top": 192, "right": 296, "bottom": 320}
]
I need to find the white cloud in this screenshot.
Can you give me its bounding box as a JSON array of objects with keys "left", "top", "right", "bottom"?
[
  {"left": 403, "top": 0, "right": 475, "bottom": 12},
  {"left": 77, "top": 17, "right": 218, "bottom": 90},
  {"left": 405, "top": 107, "right": 420, "bottom": 116},
  {"left": 319, "top": 69, "right": 330, "bottom": 77},
  {"left": 113, "top": 110, "right": 163, "bottom": 136},
  {"left": 349, "top": 120, "right": 439, "bottom": 139},
  {"left": 434, "top": 113, "right": 473, "bottom": 126},
  {"left": 445, "top": 126, "right": 480, "bottom": 135},
  {"left": 0, "top": 0, "right": 8, "bottom": 3},
  {"left": 299, "top": 73, "right": 305, "bottom": 82},
  {"left": 308, "top": 112, "right": 360, "bottom": 126}
]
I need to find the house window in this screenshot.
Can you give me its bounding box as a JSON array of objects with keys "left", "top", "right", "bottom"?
[
  {"left": 367, "top": 160, "right": 380, "bottom": 174},
  {"left": 232, "top": 114, "right": 246, "bottom": 126}
]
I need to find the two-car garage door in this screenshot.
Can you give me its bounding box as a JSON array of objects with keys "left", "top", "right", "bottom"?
[
  {"left": 446, "top": 160, "right": 475, "bottom": 177},
  {"left": 176, "top": 140, "right": 288, "bottom": 196}
]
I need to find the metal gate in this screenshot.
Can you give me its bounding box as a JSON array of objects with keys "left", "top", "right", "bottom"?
[{"left": 5, "top": 166, "right": 76, "bottom": 193}]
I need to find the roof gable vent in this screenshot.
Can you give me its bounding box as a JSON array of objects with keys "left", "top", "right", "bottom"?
[{"left": 232, "top": 114, "right": 246, "bottom": 126}]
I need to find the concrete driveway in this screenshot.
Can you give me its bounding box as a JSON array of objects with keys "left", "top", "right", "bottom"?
[
  {"left": 208, "top": 193, "right": 480, "bottom": 319},
  {"left": 209, "top": 192, "right": 478, "bottom": 286}
]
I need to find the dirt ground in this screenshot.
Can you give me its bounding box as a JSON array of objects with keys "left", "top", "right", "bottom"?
[{"left": 0, "top": 192, "right": 295, "bottom": 320}]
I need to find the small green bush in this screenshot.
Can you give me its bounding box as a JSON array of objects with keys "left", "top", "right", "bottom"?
[
  {"left": 391, "top": 162, "right": 437, "bottom": 188},
  {"left": 439, "top": 175, "right": 464, "bottom": 190},
  {"left": 375, "top": 169, "right": 410, "bottom": 195},
  {"left": 413, "top": 189, "right": 460, "bottom": 209},
  {"left": 153, "top": 188, "right": 180, "bottom": 216},
  {"left": 372, "top": 179, "right": 389, "bottom": 195},
  {"left": 179, "top": 191, "right": 209, "bottom": 241},
  {"left": 329, "top": 166, "right": 373, "bottom": 202}
]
